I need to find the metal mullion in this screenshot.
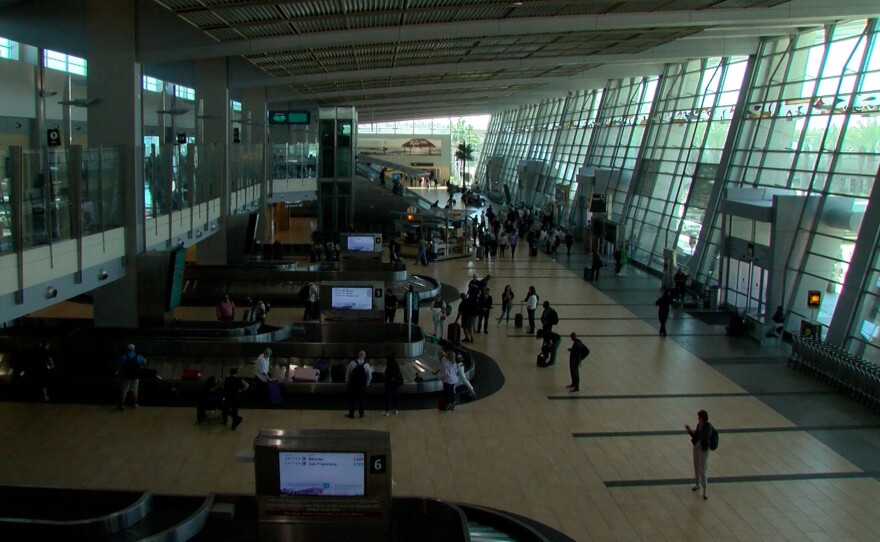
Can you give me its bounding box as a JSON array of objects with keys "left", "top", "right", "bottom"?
[
  {"left": 737, "top": 38, "right": 797, "bottom": 189},
  {"left": 69, "top": 145, "right": 83, "bottom": 283},
  {"left": 783, "top": 24, "right": 868, "bottom": 294}
]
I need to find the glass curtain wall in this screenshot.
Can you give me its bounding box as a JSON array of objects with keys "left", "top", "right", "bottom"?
[
  {"left": 702, "top": 20, "right": 880, "bottom": 330},
  {"left": 627, "top": 57, "right": 748, "bottom": 272},
  {"left": 475, "top": 89, "right": 601, "bottom": 222},
  {"left": 853, "top": 246, "right": 880, "bottom": 362},
  {"left": 583, "top": 77, "right": 658, "bottom": 221}
]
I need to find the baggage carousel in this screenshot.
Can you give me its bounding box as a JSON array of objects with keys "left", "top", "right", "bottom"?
[{"left": 0, "top": 485, "right": 574, "bottom": 541}]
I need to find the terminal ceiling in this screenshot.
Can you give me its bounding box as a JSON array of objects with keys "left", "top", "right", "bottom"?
[{"left": 10, "top": 0, "right": 880, "bottom": 124}]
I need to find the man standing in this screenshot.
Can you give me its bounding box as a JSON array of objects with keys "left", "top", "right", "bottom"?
[
  {"left": 523, "top": 286, "right": 539, "bottom": 334},
  {"left": 566, "top": 333, "right": 590, "bottom": 392},
  {"left": 685, "top": 409, "right": 715, "bottom": 500},
  {"left": 223, "top": 368, "right": 249, "bottom": 430},
  {"left": 345, "top": 350, "right": 373, "bottom": 418},
  {"left": 540, "top": 300, "right": 559, "bottom": 335},
  {"left": 476, "top": 288, "right": 493, "bottom": 334},
  {"left": 117, "top": 344, "right": 146, "bottom": 410},
  {"left": 385, "top": 290, "right": 398, "bottom": 323},
  {"left": 304, "top": 281, "right": 319, "bottom": 320},
  {"left": 216, "top": 294, "right": 236, "bottom": 321}
]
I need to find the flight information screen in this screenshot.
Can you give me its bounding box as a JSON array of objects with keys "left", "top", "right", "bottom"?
[{"left": 279, "top": 452, "right": 365, "bottom": 496}]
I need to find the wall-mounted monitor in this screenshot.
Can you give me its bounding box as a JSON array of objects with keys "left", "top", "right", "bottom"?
[
  {"left": 268, "top": 111, "right": 311, "bottom": 125},
  {"left": 331, "top": 287, "right": 373, "bottom": 311},
  {"left": 278, "top": 451, "right": 365, "bottom": 497},
  {"left": 346, "top": 236, "right": 375, "bottom": 252}
]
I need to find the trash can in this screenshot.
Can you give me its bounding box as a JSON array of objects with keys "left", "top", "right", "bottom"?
[{"left": 708, "top": 285, "right": 721, "bottom": 311}]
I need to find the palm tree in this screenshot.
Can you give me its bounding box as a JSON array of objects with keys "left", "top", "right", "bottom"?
[{"left": 455, "top": 142, "right": 475, "bottom": 189}]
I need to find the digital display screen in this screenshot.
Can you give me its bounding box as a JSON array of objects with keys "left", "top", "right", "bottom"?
[
  {"left": 346, "top": 236, "right": 374, "bottom": 252},
  {"left": 279, "top": 452, "right": 365, "bottom": 496},
  {"left": 268, "top": 111, "right": 311, "bottom": 125},
  {"left": 331, "top": 287, "right": 373, "bottom": 311}
]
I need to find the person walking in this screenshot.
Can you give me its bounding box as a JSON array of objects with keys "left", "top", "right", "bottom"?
[
  {"left": 656, "top": 289, "right": 674, "bottom": 336},
  {"left": 566, "top": 333, "right": 590, "bottom": 392},
  {"left": 223, "top": 367, "right": 249, "bottom": 430},
  {"left": 497, "top": 285, "right": 515, "bottom": 325},
  {"left": 345, "top": 350, "right": 372, "bottom": 418},
  {"left": 523, "top": 286, "right": 539, "bottom": 334},
  {"left": 508, "top": 231, "right": 518, "bottom": 258},
  {"left": 216, "top": 294, "right": 236, "bottom": 321},
  {"left": 383, "top": 355, "right": 403, "bottom": 416},
  {"left": 117, "top": 344, "right": 146, "bottom": 410},
  {"left": 685, "top": 409, "right": 715, "bottom": 500}
]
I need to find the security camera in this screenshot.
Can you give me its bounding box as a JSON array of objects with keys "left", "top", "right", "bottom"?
[
  {"left": 98, "top": 269, "right": 109, "bottom": 280},
  {"left": 45, "top": 286, "right": 58, "bottom": 299}
]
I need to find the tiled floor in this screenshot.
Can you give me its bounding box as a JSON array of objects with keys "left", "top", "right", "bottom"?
[{"left": 3, "top": 193, "right": 880, "bottom": 540}]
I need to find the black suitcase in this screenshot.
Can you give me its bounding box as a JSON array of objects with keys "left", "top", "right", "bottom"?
[
  {"left": 331, "top": 363, "right": 347, "bottom": 383},
  {"left": 537, "top": 353, "right": 548, "bottom": 367},
  {"left": 447, "top": 323, "right": 462, "bottom": 343},
  {"left": 583, "top": 266, "right": 593, "bottom": 281},
  {"left": 514, "top": 313, "right": 524, "bottom": 329},
  {"left": 530, "top": 246, "right": 538, "bottom": 257}
]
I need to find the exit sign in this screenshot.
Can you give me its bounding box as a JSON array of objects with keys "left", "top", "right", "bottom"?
[{"left": 268, "top": 111, "right": 311, "bottom": 125}]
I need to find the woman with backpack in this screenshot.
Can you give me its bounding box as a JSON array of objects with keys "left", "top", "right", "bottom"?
[{"left": 685, "top": 409, "right": 718, "bottom": 501}]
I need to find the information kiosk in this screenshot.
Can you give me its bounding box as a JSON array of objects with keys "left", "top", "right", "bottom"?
[{"left": 254, "top": 429, "right": 392, "bottom": 541}]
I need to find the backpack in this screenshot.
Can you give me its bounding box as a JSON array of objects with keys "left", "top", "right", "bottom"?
[
  {"left": 121, "top": 354, "right": 142, "bottom": 379},
  {"left": 349, "top": 361, "right": 368, "bottom": 389},
  {"left": 445, "top": 302, "right": 453, "bottom": 316},
  {"left": 548, "top": 309, "right": 559, "bottom": 325},
  {"left": 298, "top": 283, "right": 310, "bottom": 301},
  {"left": 709, "top": 426, "right": 720, "bottom": 451}
]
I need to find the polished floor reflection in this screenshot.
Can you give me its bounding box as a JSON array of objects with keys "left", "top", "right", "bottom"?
[{"left": 4, "top": 205, "right": 880, "bottom": 540}]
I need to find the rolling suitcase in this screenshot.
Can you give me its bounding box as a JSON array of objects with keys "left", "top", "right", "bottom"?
[
  {"left": 584, "top": 266, "right": 593, "bottom": 281},
  {"left": 515, "top": 303, "right": 524, "bottom": 329},
  {"left": 267, "top": 379, "right": 283, "bottom": 405},
  {"left": 447, "top": 323, "right": 462, "bottom": 343},
  {"left": 292, "top": 367, "right": 320, "bottom": 382}
]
